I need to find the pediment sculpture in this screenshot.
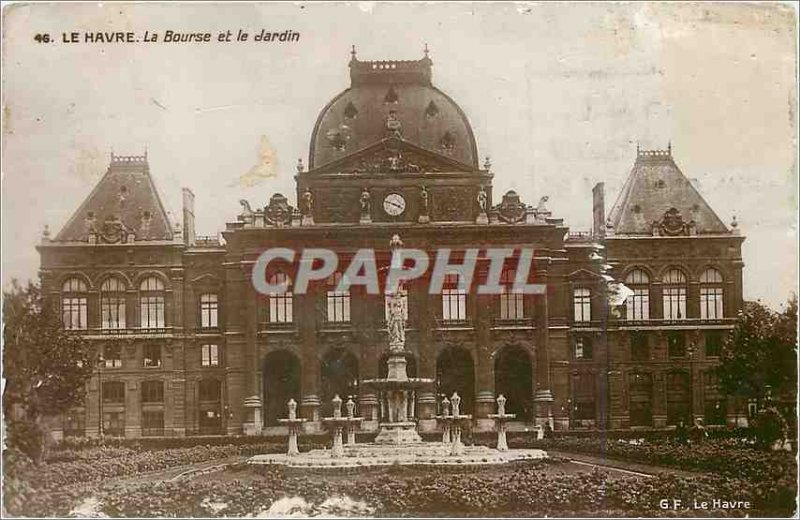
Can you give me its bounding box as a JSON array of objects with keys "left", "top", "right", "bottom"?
[
  {"left": 264, "top": 193, "right": 294, "bottom": 227},
  {"left": 494, "top": 190, "right": 528, "bottom": 224}
]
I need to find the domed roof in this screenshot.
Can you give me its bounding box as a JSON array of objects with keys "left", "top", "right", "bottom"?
[{"left": 309, "top": 51, "right": 479, "bottom": 171}]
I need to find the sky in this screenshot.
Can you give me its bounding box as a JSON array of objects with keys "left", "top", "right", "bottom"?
[{"left": 2, "top": 2, "right": 797, "bottom": 309}]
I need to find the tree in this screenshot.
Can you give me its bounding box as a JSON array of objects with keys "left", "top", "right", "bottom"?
[
  {"left": 717, "top": 296, "right": 797, "bottom": 400},
  {"left": 717, "top": 296, "right": 798, "bottom": 442},
  {"left": 2, "top": 279, "right": 95, "bottom": 462}
]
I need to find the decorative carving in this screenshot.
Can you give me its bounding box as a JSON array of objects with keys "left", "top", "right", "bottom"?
[
  {"left": 264, "top": 193, "right": 294, "bottom": 227},
  {"left": 433, "top": 186, "right": 474, "bottom": 221},
  {"left": 326, "top": 124, "right": 351, "bottom": 151},
  {"left": 239, "top": 199, "right": 254, "bottom": 224},
  {"left": 654, "top": 207, "right": 696, "bottom": 237},
  {"left": 330, "top": 148, "right": 439, "bottom": 174},
  {"left": 359, "top": 187, "right": 371, "bottom": 222},
  {"left": 99, "top": 216, "right": 133, "bottom": 244},
  {"left": 418, "top": 186, "right": 430, "bottom": 223},
  {"left": 440, "top": 131, "right": 455, "bottom": 152},
  {"left": 385, "top": 110, "right": 402, "bottom": 137},
  {"left": 495, "top": 190, "right": 527, "bottom": 224},
  {"left": 536, "top": 196, "right": 549, "bottom": 213}
]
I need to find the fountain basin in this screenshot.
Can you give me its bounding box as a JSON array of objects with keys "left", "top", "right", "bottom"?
[{"left": 249, "top": 442, "right": 547, "bottom": 469}]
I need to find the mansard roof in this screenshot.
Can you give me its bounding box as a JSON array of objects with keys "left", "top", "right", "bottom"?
[
  {"left": 607, "top": 147, "right": 729, "bottom": 236},
  {"left": 309, "top": 48, "right": 479, "bottom": 172},
  {"left": 54, "top": 153, "right": 174, "bottom": 243}
]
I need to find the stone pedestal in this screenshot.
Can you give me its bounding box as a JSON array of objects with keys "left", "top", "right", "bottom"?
[
  {"left": 331, "top": 426, "right": 344, "bottom": 458},
  {"left": 475, "top": 213, "right": 489, "bottom": 225},
  {"left": 374, "top": 422, "right": 422, "bottom": 444},
  {"left": 243, "top": 395, "right": 263, "bottom": 436}
]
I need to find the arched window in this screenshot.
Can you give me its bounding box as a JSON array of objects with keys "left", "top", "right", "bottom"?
[
  {"left": 100, "top": 277, "right": 127, "bottom": 329},
  {"left": 139, "top": 276, "right": 165, "bottom": 329},
  {"left": 662, "top": 269, "right": 687, "bottom": 320},
  {"left": 498, "top": 268, "right": 524, "bottom": 320},
  {"left": 326, "top": 272, "right": 350, "bottom": 323},
  {"left": 700, "top": 268, "right": 724, "bottom": 320},
  {"left": 624, "top": 269, "right": 650, "bottom": 321},
  {"left": 268, "top": 272, "right": 293, "bottom": 323},
  {"left": 62, "top": 277, "right": 88, "bottom": 330},
  {"left": 442, "top": 273, "right": 467, "bottom": 322}
]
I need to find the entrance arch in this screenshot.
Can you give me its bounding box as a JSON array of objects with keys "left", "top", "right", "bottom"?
[
  {"left": 262, "top": 350, "right": 301, "bottom": 426},
  {"left": 436, "top": 346, "right": 475, "bottom": 415},
  {"left": 494, "top": 345, "right": 533, "bottom": 420},
  {"left": 321, "top": 348, "right": 359, "bottom": 417}
]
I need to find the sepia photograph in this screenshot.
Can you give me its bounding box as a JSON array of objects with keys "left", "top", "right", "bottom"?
[{"left": 1, "top": 1, "right": 798, "bottom": 518}]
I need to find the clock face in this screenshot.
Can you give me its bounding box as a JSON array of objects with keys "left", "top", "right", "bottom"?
[{"left": 383, "top": 193, "right": 406, "bottom": 216}]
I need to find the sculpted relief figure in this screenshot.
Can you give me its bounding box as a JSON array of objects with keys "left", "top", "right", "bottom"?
[{"left": 301, "top": 188, "right": 314, "bottom": 216}]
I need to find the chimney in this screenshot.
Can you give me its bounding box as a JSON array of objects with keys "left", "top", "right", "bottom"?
[
  {"left": 592, "top": 182, "right": 605, "bottom": 239},
  {"left": 182, "top": 188, "right": 196, "bottom": 247}
]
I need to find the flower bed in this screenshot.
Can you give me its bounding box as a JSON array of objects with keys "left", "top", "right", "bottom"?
[
  {"left": 6, "top": 462, "right": 795, "bottom": 518},
  {"left": 509, "top": 437, "right": 796, "bottom": 482}
]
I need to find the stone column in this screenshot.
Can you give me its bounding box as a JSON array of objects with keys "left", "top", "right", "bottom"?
[
  {"left": 533, "top": 268, "right": 553, "bottom": 427},
  {"left": 299, "top": 291, "right": 321, "bottom": 431},
  {"left": 415, "top": 278, "right": 437, "bottom": 431},
  {"left": 474, "top": 282, "right": 495, "bottom": 431}
]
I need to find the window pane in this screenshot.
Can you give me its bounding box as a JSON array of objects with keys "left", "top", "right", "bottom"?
[
  {"left": 663, "top": 287, "right": 686, "bottom": 320},
  {"left": 200, "top": 293, "right": 219, "bottom": 328},
  {"left": 573, "top": 288, "right": 591, "bottom": 322}
]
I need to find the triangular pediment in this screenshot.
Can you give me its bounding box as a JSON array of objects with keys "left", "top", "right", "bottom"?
[
  {"left": 567, "top": 268, "right": 604, "bottom": 282},
  {"left": 311, "top": 137, "right": 478, "bottom": 175}
]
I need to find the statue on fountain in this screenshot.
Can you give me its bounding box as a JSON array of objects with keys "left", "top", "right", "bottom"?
[{"left": 386, "top": 291, "right": 405, "bottom": 352}]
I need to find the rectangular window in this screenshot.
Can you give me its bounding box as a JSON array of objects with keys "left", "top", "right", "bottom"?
[
  {"left": 103, "top": 411, "right": 125, "bottom": 437},
  {"left": 143, "top": 345, "right": 162, "bottom": 368},
  {"left": 141, "top": 411, "right": 164, "bottom": 437},
  {"left": 269, "top": 292, "right": 293, "bottom": 323},
  {"left": 140, "top": 295, "right": 165, "bottom": 329},
  {"left": 625, "top": 288, "right": 649, "bottom": 321},
  {"left": 442, "top": 290, "right": 467, "bottom": 321},
  {"left": 704, "top": 330, "right": 723, "bottom": 357},
  {"left": 629, "top": 373, "right": 653, "bottom": 427},
  {"left": 141, "top": 381, "right": 164, "bottom": 403},
  {"left": 499, "top": 291, "right": 524, "bottom": 320},
  {"left": 62, "top": 297, "right": 88, "bottom": 330},
  {"left": 326, "top": 274, "right": 351, "bottom": 323},
  {"left": 662, "top": 287, "right": 686, "bottom": 320},
  {"left": 573, "top": 288, "right": 591, "bottom": 322},
  {"left": 630, "top": 332, "right": 650, "bottom": 361},
  {"left": 201, "top": 344, "right": 220, "bottom": 367},
  {"left": 700, "top": 288, "right": 724, "bottom": 320},
  {"left": 667, "top": 331, "right": 686, "bottom": 358},
  {"left": 103, "top": 344, "right": 122, "bottom": 368},
  {"left": 574, "top": 336, "right": 593, "bottom": 360},
  {"left": 101, "top": 296, "right": 126, "bottom": 329},
  {"left": 666, "top": 371, "right": 692, "bottom": 426},
  {"left": 199, "top": 379, "right": 222, "bottom": 402},
  {"left": 200, "top": 293, "right": 219, "bottom": 328},
  {"left": 102, "top": 381, "right": 125, "bottom": 404}
]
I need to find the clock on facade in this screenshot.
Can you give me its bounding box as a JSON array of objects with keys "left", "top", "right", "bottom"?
[{"left": 383, "top": 193, "right": 406, "bottom": 216}]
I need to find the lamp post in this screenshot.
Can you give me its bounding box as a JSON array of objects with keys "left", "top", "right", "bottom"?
[{"left": 97, "top": 349, "right": 104, "bottom": 437}]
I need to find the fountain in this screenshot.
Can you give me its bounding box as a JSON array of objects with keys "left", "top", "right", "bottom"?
[
  {"left": 247, "top": 235, "right": 547, "bottom": 468},
  {"left": 487, "top": 394, "right": 516, "bottom": 452},
  {"left": 278, "top": 398, "right": 306, "bottom": 456}
]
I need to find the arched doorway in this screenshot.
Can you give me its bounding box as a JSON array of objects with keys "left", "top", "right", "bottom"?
[
  {"left": 494, "top": 345, "right": 533, "bottom": 420},
  {"left": 436, "top": 346, "right": 475, "bottom": 414},
  {"left": 321, "top": 348, "right": 359, "bottom": 417},
  {"left": 262, "top": 350, "right": 301, "bottom": 426}
]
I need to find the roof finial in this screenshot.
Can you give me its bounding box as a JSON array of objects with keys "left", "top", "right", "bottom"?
[
  {"left": 636, "top": 141, "right": 640, "bottom": 155},
  {"left": 350, "top": 45, "right": 357, "bottom": 61},
  {"left": 424, "top": 43, "right": 429, "bottom": 58},
  {"left": 668, "top": 140, "right": 672, "bottom": 154}
]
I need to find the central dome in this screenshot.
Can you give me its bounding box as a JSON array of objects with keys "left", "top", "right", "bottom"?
[{"left": 309, "top": 50, "right": 479, "bottom": 171}]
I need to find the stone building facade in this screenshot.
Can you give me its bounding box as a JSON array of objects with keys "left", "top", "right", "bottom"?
[{"left": 38, "top": 51, "right": 745, "bottom": 438}]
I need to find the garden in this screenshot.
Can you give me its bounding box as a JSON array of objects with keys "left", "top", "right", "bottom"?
[{"left": 3, "top": 434, "right": 796, "bottom": 518}]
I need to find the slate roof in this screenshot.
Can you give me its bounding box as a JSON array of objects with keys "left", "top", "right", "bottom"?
[
  {"left": 607, "top": 148, "right": 729, "bottom": 236},
  {"left": 309, "top": 52, "right": 479, "bottom": 171},
  {"left": 54, "top": 154, "right": 174, "bottom": 243}
]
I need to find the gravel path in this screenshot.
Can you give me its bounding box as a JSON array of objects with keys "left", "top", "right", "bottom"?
[{"left": 547, "top": 450, "right": 701, "bottom": 478}]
